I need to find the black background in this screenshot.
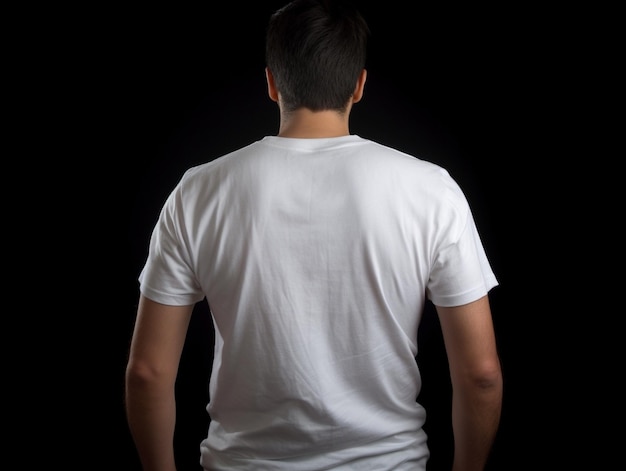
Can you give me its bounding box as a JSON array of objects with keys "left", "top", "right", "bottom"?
[{"left": 60, "top": 1, "right": 592, "bottom": 469}]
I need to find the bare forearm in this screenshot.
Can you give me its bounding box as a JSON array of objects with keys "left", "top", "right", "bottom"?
[
  {"left": 126, "top": 377, "right": 178, "bottom": 471},
  {"left": 450, "top": 381, "right": 503, "bottom": 471}
]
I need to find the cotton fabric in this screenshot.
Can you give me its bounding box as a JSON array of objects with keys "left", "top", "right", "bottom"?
[{"left": 139, "top": 135, "right": 498, "bottom": 470}]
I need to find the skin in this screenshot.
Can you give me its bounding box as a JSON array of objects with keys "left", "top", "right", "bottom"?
[
  {"left": 125, "top": 67, "right": 503, "bottom": 471},
  {"left": 125, "top": 297, "right": 193, "bottom": 471},
  {"left": 437, "top": 296, "right": 503, "bottom": 471}
]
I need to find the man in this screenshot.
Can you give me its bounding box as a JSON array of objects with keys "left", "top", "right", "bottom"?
[{"left": 125, "top": 0, "right": 503, "bottom": 470}]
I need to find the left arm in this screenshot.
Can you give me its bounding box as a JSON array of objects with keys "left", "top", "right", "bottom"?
[{"left": 125, "top": 295, "right": 194, "bottom": 471}]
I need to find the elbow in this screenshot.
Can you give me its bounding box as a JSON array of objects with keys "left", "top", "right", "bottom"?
[
  {"left": 459, "top": 359, "right": 503, "bottom": 392},
  {"left": 476, "top": 367, "right": 503, "bottom": 392},
  {"left": 125, "top": 359, "right": 176, "bottom": 391}
]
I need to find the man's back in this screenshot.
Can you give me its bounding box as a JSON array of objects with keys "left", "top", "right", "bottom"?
[{"left": 139, "top": 134, "right": 497, "bottom": 469}]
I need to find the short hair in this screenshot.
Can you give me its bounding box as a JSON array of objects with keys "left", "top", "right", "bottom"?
[{"left": 265, "top": 0, "right": 370, "bottom": 113}]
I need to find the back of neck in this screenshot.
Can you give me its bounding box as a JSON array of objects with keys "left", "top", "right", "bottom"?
[{"left": 277, "top": 109, "right": 350, "bottom": 138}]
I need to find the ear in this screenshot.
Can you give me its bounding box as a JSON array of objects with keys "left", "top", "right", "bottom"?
[
  {"left": 352, "top": 69, "right": 367, "bottom": 103},
  {"left": 265, "top": 67, "right": 279, "bottom": 102}
]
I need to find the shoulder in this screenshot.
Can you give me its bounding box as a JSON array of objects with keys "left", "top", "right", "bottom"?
[
  {"left": 357, "top": 137, "right": 449, "bottom": 174},
  {"left": 358, "top": 137, "right": 467, "bottom": 201},
  {"left": 177, "top": 139, "right": 269, "bottom": 188}
]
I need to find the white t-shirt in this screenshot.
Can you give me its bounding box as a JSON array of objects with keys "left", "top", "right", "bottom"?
[{"left": 139, "top": 135, "right": 498, "bottom": 470}]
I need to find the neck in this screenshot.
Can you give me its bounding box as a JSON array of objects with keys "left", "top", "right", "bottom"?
[{"left": 277, "top": 108, "right": 351, "bottom": 138}]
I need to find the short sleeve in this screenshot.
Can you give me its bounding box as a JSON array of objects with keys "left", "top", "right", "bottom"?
[{"left": 138, "top": 180, "right": 205, "bottom": 306}]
